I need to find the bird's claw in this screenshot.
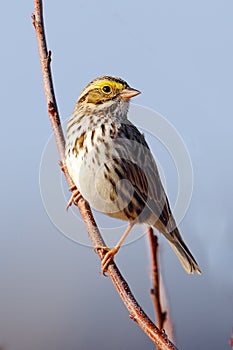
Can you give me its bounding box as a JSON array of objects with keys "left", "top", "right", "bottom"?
[
  {"left": 66, "top": 186, "right": 82, "bottom": 210},
  {"left": 94, "top": 245, "right": 119, "bottom": 275}
]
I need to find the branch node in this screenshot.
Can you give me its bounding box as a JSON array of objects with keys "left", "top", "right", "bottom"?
[
  {"left": 162, "top": 311, "right": 167, "bottom": 325},
  {"left": 47, "top": 50, "right": 52, "bottom": 62},
  {"left": 32, "top": 14, "right": 42, "bottom": 33},
  {"left": 129, "top": 314, "right": 137, "bottom": 322},
  {"left": 48, "top": 100, "right": 55, "bottom": 115},
  {"left": 48, "top": 101, "right": 61, "bottom": 126},
  {"left": 58, "top": 160, "right": 65, "bottom": 171},
  {"left": 31, "top": 13, "right": 36, "bottom": 28}
]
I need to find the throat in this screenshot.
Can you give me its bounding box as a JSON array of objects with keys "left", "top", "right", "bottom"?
[{"left": 87, "top": 99, "right": 129, "bottom": 121}]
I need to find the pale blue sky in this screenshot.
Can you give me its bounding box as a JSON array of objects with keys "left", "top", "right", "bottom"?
[{"left": 1, "top": 1, "right": 233, "bottom": 350}]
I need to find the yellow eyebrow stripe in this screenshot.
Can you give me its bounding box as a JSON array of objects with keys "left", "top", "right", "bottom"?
[{"left": 92, "top": 80, "right": 125, "bottom": 90}]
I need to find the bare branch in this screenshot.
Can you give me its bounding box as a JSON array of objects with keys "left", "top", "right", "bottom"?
[
  {"left": 32, "top": 1, "right": 178, "bottom": 349},
  {"left": 148, "top": 227, "right": 175, "bottom": 346},
  {"left": 148, "top": 227, "right": 167, "bottom": 330}
]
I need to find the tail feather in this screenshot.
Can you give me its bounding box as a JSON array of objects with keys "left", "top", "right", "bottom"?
[{"left": 166, "top": 228, "right": 201, "bottom": 274}]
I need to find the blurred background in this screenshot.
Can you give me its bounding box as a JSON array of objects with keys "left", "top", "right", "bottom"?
[{"left": 1, "top": 1, "right": 233, "bottom": 349}]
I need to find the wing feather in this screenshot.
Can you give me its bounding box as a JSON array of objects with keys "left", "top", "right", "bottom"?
[{"left": 111, "top": 121, "right": 175, "bottom": 232}]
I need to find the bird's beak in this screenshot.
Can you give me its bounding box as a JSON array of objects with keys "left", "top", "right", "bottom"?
[{"left": 120, "top": 87, "right": 141, "bottom": 99}]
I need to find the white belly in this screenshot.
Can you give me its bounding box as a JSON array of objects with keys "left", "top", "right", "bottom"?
[{"left": 66, "top": 127, "right": 133, "bottom": 217}]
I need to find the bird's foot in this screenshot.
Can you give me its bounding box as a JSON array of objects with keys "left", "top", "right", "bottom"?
[
  {"left": 94, "top": 245, "right": 120, "bottom": 275},
  {"left": 66, "top": 185, "right": 82, "bottom": 210}
]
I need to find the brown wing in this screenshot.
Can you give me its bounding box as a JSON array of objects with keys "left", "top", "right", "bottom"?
[{"left": 110, "top": 121, "right": 175, "bottom": 232}]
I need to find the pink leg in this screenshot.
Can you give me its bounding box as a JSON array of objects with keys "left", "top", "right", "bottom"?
[
  {"left": 66, "top": 185, "right": 82, "bottom": 210},
  {"left": 95, "top": 222, "right": 134, "bottom": 274}
]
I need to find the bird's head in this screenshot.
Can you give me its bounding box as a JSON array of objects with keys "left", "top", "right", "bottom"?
[{"left": 77, "top": 76, "right": 141, "bottom": 107}]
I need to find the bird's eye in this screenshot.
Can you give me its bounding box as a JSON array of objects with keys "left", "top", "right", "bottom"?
[{"left": 102, "top": 85, "right": 111, "bottom": 94}]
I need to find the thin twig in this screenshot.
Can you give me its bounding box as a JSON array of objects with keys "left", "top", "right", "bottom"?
[
  {"left": 32, "top": 1, "right": 178, "bottom": 349},
  {"left": 148, "top": 228, "right": 175, "bottom": 345},
  {"left": 159, "top": 279, "right": 175, "bottom": 343},
  {"left": 148, "top": 227, "right": 167, "bottom": 330}
]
